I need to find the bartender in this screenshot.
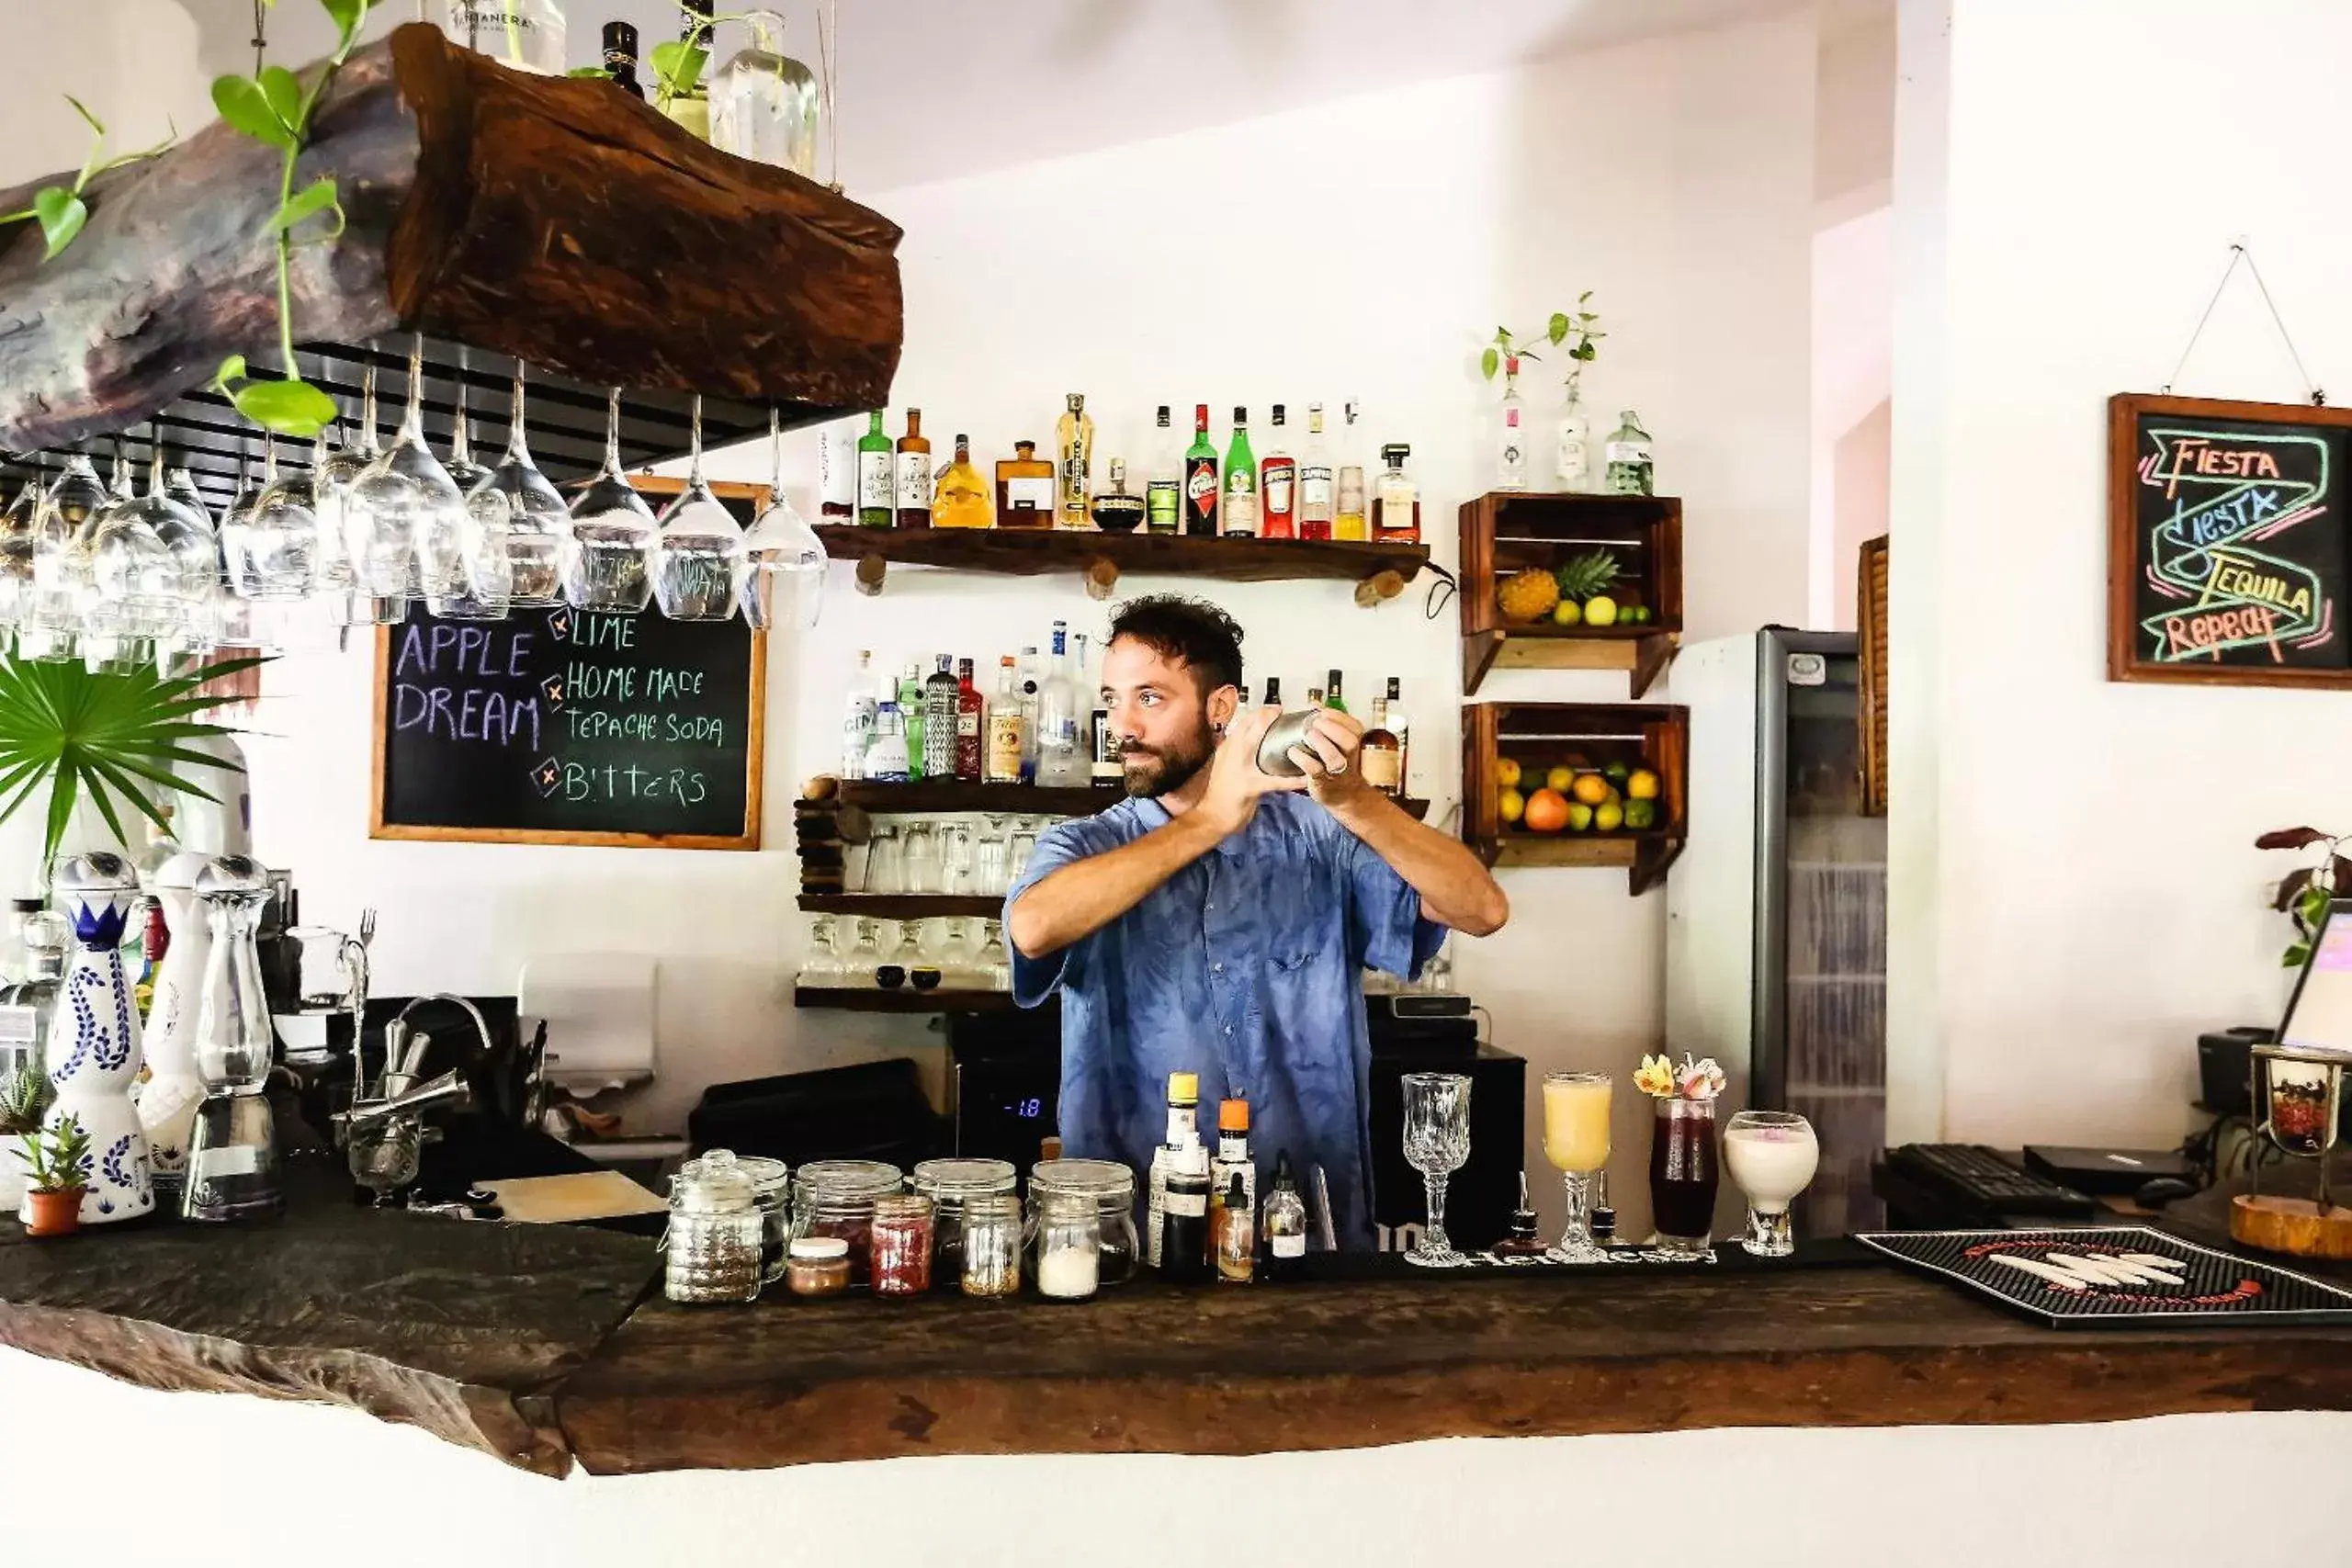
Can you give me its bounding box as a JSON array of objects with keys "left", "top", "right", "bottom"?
[{"left": 1006, "top": 596, "right": 1509, "bottom": 1248}]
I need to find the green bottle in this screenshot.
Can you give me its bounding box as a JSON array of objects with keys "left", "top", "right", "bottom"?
[
  {"left": 897, "top": 662, "right": 925, "bottom": 780},
  {"left": 1182, "top": 403, "right": 1218, "bottom": 536},
  {"left": 857, "top": 411, "right": 894, "bottom": 527},
  {"left": 1220, "top": 407, "right": 1259, "bottom": 537}
]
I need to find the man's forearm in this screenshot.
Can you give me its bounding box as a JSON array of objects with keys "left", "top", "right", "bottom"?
[
  {"left": 1327, "top": 793, "right": 1510, "bottom": 936},
  {"left": 1007, "top": 809, "right": 1228, "bottom": 958}
]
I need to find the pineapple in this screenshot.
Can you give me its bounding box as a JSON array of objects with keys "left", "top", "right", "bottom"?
[
  {"left": 1554, "top": 548, "right": 1621, "bottom": 604},
  {"left": 1496, "top": 567, "right": 1560, "bottom": 623}
]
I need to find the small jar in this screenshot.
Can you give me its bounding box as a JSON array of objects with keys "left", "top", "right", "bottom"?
[
  {"left": 870, "top": 1193, "right": 936, "bottom": 1297},
  {"left": 791, "top": 1159, "right": 904, "bottom": 1285},
  {"left": 1028, "top": 1157, "right": 1138, "bottom": 1285},
  {"left": 732, "top": 1155, "right": 791, "bottom": 1282},
  {"left": 785, "top": 1235, "right": 852, "bottom": 1297},
  {"left": 1035, "top": 1189, "right": 1101, "bottom": 1302},
  {"left": 911, "top": 1156, "right": 1017, "bottom": 1292},
  {"left": 959, "top": 1192, "right": 1023, "bottom": 1299},
  {"left": 663, "top": 1150, "right": 763, "bottom": 1305}
]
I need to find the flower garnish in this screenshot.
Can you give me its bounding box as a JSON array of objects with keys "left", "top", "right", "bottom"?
[
  {"left": 1677, "top": 1055, "right": 1726, "bottom": 1101},
  {"left": 1634, "top": 1055, "right": 1679, "bottom": 1098}
]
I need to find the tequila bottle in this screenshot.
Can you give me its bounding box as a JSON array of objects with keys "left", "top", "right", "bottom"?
[{"left": 446, "top": 0, "right": 567, "bottom": 74}]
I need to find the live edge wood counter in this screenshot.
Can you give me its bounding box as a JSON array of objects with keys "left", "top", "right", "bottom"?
[{"left": 6, "top": 1205, "right": 2351, "bottom": 1476}]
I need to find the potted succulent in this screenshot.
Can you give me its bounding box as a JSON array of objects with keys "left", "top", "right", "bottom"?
[
  {"left": 16, "top": 1117, "right": 90, "bottom": 1236},
  {"left": 0, "top": 1067, "right": 48, "bottom": 1212}
]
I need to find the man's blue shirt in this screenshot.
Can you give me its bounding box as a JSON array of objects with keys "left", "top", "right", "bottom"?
[{"left": 1005, "top": 791, "right": 1445, "bottom": 1249}]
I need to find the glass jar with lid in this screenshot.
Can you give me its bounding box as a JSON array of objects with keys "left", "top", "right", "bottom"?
[
  {"left": 910, "top": 1156, "right": 1017, "bottom": 1291},
  {"left": 730, "top": 1154, "right": 791, "bottom": 1282},
  {"left": 663, "top": 1149, "right": 763, "bottom": 1304},
  {"left": 1035, "top": 1189, "right": 1101, "bottom": 1302},
  {"left": 790, "top": 1158, "right": 903, "bottom": 1285},
  {"left": 1027, "top": 1157, "right": 1138, "bottom": 1285},
  {"left": 869, "top": 1192, "right": 935, "bottom": 1297},
  {"left": 959, "top": 1192, "right": 1023, "bottom": 1298}
]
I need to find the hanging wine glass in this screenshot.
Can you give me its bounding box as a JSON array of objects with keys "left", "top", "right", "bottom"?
[
  {"left": 311, "top": 353, "right": 379, "bottom": 590},
  {"left": 651, "top": 395, "right": 749, "bottom": 622},
  {"left": 741, "top": 407, "right": 826, "bottom": 631},
  {"left": 348, "top": 337, "right": 469, "bottom": 603},
  {"left": 0, "top": 460, "right": 47, "bottom": 631},
  {"left": 469, "top": 361, "right": 567, "bottom": 607},
  {"left": 563, "top": 387, "right": 657, "bottom": 613},
  {"left": 21, "top": 452, "right": 107, "bottom": 661},
  {"left": 136, "top": 444, "right": 218, "bottom": 614},
  {"left": 441, "top": 355, "right": 492, "bottom": 497},
  {"left": 242, "top": 436, "right": 324, "bottom": 602},
  {"left": 417, "top": 352, "right": 511, "bottom": 622},
  {"left": 83, "top": 433, "right": 179, "bottom": 667},
  {"left": 164, "top": 461, "right": 213, "bottom": 529}
]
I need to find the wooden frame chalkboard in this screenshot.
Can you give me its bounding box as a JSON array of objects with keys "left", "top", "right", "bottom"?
[
  {"left": 368, "top": 479, "right": 769, "bottom": 849},
  {"left": 2109, "top": 392, "right": 2352, "bottom": 688}
]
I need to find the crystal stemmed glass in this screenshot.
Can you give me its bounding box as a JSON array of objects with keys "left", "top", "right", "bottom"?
[
  {"left": 21, "top": 452, "right": 107, "bottom": 661},
  {"left": 441, "top": 356, "right": 491, "bottom": 498},
  {"left": 1400, "top": 1071, "right": 1473, "bottom": 1268},
  {"left": 740, "top": 407, "right": 826, "bottom": 631},
  {"left": 1543, "top": 1070, "right": 1613, "bottom": 1263},
  {"left": 1724, "top": 1110, "right": 1819, "bottom": 1258},
  {"left": 134, "top": 443, "right": 218, "bottom": 625},
  {"left": 84, "top": 435, "right": 179, "bottom": 660},
  {"left": 244, "top": 435, "right": 324, "bottom": 601},
  {"left": 424, "top": 355, "right": 514, "bottom": 620},
  {"left": 0, "top": 462, "right": 43, "bottom": 630},
  {"left": 311, "top": 353, "right": 380, "bottom": 590},
  {"left": 564, "top": 387, "right": 658, "bottom": 612},
  {"left": 652, "top": 395, "right": 750, "bottom": 622},
  {"left": 469, "top": 361, "right": 568, "bottom": 607},
  {"left": 346, "top": 1112, "right": 423, "bottom": 1207},
  {"left": 164, "top": 461, "right": 212, "bottom": 528},
  {"left": 348, "top": 338, "right": 469, "bottom": 601}
]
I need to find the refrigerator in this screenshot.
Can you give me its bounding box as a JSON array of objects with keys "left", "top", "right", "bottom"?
[{"left": 1666, "top": 628, "right": 1885, "bottom": 1238}]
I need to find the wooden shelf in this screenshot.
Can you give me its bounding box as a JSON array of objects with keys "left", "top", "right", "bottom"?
[
  {"left": 792, "top": 986, "right": 1014, "bottom": 1013},
  {"left": 798, "top": 894, "right": 1001, "bottom": 919},
  {"left": 1457, "top": 492, "right": 1684, "bottom": 697},
  {"left": 1462, "top": 702, "right": 1689, "bottom": 895},
  {"left": 832, "top": 780, "right": 1114, "bottom": 816},
  {"left": 815, "top": 525, "right": 1429, "bottom": 604}
]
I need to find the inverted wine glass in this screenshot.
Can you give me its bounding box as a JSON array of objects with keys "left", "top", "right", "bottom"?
[
  {"left": 741, "top": 407, "right": 826, "bottom": 631},
  {"left": 652, "top": 397, "right": 748, "bottom": 622},
  {"left": 469, "top": 361, "right": 568, "bottom": 607},
  {"left": 564, "top": 387, "right": 658, "bottom": 612},
  {"left": 311, "top": 354, "right": 379, "bottom": 590},
  {"left": 1400, "top": 1071, "right": 1473, "bottom": 1268},
  {"left": 0, "top": 461, "right": 46, "bottom": 629},
  {"left": 347, "top": 339, "right": 468, "bottom": 600},
  {"left": 243, "top": 437, "right": 324, "bottom": 601},
  {"left": 421, "top": 358, "right": 512, "bottom": 621},
  {"left": 20, "top": 453, "right": 106, "bottom": 661}
]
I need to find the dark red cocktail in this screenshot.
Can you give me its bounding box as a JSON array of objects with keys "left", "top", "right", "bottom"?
[{"left": 1648, "top": 1099, "right": 1719, "bottom": 1255}]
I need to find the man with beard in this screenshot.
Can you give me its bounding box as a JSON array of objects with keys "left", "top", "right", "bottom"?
[{"left": 1005, "top": 595, "right": 1508, "bottom": 1250}]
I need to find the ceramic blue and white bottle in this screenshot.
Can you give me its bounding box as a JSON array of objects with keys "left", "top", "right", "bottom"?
[
  {"left": 46, "top": 852, "right": 154, "bottom": 1223},
  {"left": 137, "top": 850, "right": 215, "bottom": 1196}
]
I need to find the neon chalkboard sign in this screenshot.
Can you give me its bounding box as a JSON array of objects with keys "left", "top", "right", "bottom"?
[
  {"left": 2109, "top": 393, "right": 2352, "bottom": 687},
  {"left": 369, "top": 480, "right": 767, "bottom": 849}
]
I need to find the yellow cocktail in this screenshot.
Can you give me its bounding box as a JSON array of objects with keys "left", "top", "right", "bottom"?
[{"left": 1542, "top": 1070, "right": 1612, "bottom": 1262}]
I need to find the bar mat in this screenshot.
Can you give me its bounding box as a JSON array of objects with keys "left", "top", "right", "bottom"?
[{"left": 1266, "top": 1235, "right": 1878, "bottom": 1287}]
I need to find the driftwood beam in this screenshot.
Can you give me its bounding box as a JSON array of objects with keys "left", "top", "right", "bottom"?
[{"left": 0, "top": 23, "right": 902, "bottom": 457}]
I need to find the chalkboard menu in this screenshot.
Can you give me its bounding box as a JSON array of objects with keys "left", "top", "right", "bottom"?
[
  {"left": 2109, "top": 393, "right": 2352, "bottom": 688},
  {"left": 370, "top": 481, "right": 768, "bottom": 848}
]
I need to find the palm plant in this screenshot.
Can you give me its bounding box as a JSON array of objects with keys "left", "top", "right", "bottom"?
[{"left": 0, "top": 655, "right": 264, "bottom": 873}]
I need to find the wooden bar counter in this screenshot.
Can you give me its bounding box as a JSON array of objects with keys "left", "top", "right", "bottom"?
[{"left": 3, "top": 1185, "right": 2348, "bottom": 1477}]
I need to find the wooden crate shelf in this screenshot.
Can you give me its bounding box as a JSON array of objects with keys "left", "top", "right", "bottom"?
[
  {"left": 1457, "top": 492, "right": 1683, "bottom": 697},
  {"left": 832, "top": 780, "right": 1114, "bottom": 816},
  {"left": 815, "top": 525, "right": 1428, "bottom": 605},
  {"left": 793, "top": 986, "right": 1013, "bottom": 1013},
  {"left": 1461, "top": 701, "right": 1689, "bottom": 895}
]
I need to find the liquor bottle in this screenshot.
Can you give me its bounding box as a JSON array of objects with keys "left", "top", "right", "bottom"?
[
  {"left": 1146, "top": 406, "right": 1182, "bottom": 535},
  {"left": 1209, "top": 1099, "right": 1256, "bottom": 1216},
  {"left": 922, "top": 655, "right": 958, "bottom": 780},
  {"left": 1372, "top": 444, "right": 1419, "bottom": 544},
  {"left": 1604, "top": 410, "right": 1656, "bottom": 496},
  {"left": 865, "top": 703, "right": 910, "bottom": 782},
  {"left": 995, "top": 440, "right": 1053, "bottom": 528},
  {"left": 984, "top": 656, "right": 1025, "bottom": 784},
  {"left": 895, "top": 409, "right": 933, "bottom": 528},
  {"left": 1035, "top": 622, "right": 1090, "bottom": 786},
  {"left": 1323, "top": 670, "right": 1347, "bottom": 715},
  {"left": 1056, "top": 393, "right": 1095, "bottom": 532},
  {"left": 1297, "top": 402, "right": 1334, "bottom": 542},
  {"left": 1360, "top": 697, "right": 1402, "bottom": 798},
  {"left": 855, "top": 412, "right": 893, "bottom": 528},
  {"left": 1161, "top": 1153, "right": 1212, "bottom": 1285},
  {"left": 1261, "top": 675, "right": 1282, "bottom": 710},
  {"left": 931, "top": 434, "right": 992, "bottom": 528},
  {"left": 819, "top": 416, "right": 856, "bottom": 520},
  {"left": 952, "top": 659, "right": 985, "bottom": 782},
  {"left": 1015, "top": 646, "right": 1042, "bottom": 780},
  {"left": 1306, "top": 687, "right": 1323, "bottom": 706},
  {"left": 898, "top": 662, "right": 926, "bottom": 780},
  {"left": 1182, "top": 403, "right": 1218, "bottom": 537},
  {"left": 1261, "top": 1151, "right": 1307, "bottom": 1279},
  {"left": 1496, "top": 355, "right": 1528, "bottom": 491},
  {"left": 1384, "top": 675, "right": 1410, "bottom": 787},
  {"left": 1333, "top": 400, "right": 1368, "bottom": 541},
  {"left": 1091, "top": 701, "right": 1120, "bottom": 785},
  {"left": 1219, "top": 408, "right": 1259, "bottom": 538},
  {"left": 1260, "top": 404, "right": 1296, "bottom": 540},
  {"left": 840, "top": 650, "right": 877, "bottom": 778},
  {"left": 1145, "top": 1070, "right": 1203, "bottom": 1270},
  {"left": 1215, "top": 1172, "right": 1255, "bottom": 1284},
  {"left": 1555, "top": 372, "right": 1592, "bottom": 491},
  {"left": 602, "top": 21, "right": 645, "bottom": 97},
  {"left": 448, "top": 0, "right": 567, "bottom": 73},
  {"left": 1090, "top": 458, "right": 1145, "bottom": 532}
]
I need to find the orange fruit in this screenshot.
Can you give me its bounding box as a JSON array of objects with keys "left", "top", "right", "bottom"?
[
  {"left": 1570, "top": 773, "right": 1611, "bottom": 807},
  {"left": 1522, "top": 788, "right": 1569, "bottom": 833}
]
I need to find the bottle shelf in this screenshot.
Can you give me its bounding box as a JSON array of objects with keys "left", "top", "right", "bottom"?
[
  {"left": 797, "top": 893, "right": 1003, "bottom": 919},
  {"left": 792, "top": 986, "right": 1014, "bottom": 1013},
  {"left": 1461, "top": 701, "right": 1689, "bottom": 895},
  {"left": 820, "top": 779, "right": 1430, "bottom": 821},
  {"left": 1457, "top": 492, "right": 1683, "bottom": 698},
  {"left": 813, "top": 525, "right": 1430, "bottom": 606}
]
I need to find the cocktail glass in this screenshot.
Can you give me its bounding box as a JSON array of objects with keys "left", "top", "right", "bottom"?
[
  {"left": 1724, "top": 1110, "right": 1818, "bottom": 1258},
  {"left": 1543, "top": 1070, "right": 1612, "bottom": 1262}
]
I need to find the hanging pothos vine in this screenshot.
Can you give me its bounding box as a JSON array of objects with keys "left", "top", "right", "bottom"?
[{"left": 204, "top": 0, "right": 378, "bottom": 440}]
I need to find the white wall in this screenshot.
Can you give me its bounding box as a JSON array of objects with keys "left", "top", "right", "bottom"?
[{"left": 1889, "top": 0, "right": 2352, "bottom": 1146}]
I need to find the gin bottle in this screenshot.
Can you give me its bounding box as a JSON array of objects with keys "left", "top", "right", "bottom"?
[
  {"left": 1603, "top": 410, "right": 1655, "bottom": 496},
  {"left": 1495, "top": 355, "right": 1528, "bottom": 491},
  {"left": 1555, "top": 373, "right": 1592, "bottom": 491}
]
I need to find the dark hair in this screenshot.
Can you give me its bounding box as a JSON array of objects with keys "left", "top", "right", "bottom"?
[{"left": 1107, "top": 594, "right": 1243, "bottom": 698}]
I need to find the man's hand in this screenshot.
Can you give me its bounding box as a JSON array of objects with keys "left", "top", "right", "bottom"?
[
  {"left": 1288, "top": 707, "right": 1374, "bottom": 810},
  {"left": 1198, "top": 705, "right": 1308, "bottom": 836}
]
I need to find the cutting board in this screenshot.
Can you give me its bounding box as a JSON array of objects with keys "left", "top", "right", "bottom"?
[{"left": 481, "top": 1171, "right": 668, "bottom": 1224}]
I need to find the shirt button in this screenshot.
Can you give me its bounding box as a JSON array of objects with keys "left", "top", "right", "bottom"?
[
  {"left": 1224, "top": 1027, "right": 1233, "bottom": 1036},
  {"left": 1213, "top": 963, "right": 1224, "bottom": 973}
]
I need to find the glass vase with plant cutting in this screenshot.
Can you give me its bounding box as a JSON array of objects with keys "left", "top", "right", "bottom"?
[{"left": 1479, "top": 296, "right": 1606, "bottom": 491}]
